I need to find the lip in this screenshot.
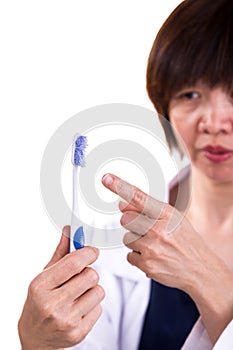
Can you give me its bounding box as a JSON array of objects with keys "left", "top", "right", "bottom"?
[{"left": 201, "top": 145, "right": 233, "bottom": 163}]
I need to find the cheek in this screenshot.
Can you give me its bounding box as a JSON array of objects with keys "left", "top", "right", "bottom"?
[{"left": 170, "top": 116, "right": 195, "bottom": 153}]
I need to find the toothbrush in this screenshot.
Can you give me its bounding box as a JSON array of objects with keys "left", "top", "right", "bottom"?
[{"left": 71, "top": 134, "right": 88, "bottom": 250}]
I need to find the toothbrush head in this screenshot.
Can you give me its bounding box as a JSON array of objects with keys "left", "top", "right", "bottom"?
[{"left": 73, "top": 135, "right": 88, "bottom": 167}]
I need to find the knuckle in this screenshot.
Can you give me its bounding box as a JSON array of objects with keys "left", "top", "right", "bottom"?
[
  {"left": 145, "top": 271, "right": 156, "bottom": 280},
  {"left": 145, "top": 241, "right": 163, "bottom": 260},
  {"left": 150, "top": 223, "right": 164, "bottom": 238},
  {"left": 120, "top": 213, "right": 125, "bottom": 226},
  {"left": 28, "top": 276, "right": 42, "bottom": 298},
  {"left": 116, "top": 180, "right": 126, "bottom": 195},
  {"left": 77, "top": 325, "right": 89, "bottom": 344},
  {"left": 132, "top": 187, "right": 146, "bottom": 206},
  {"left": 41, "top": 300, "right": 57, "bottom": 320},
  {"left": 147, "top": 220, "right": 157, "bottom": 234},
  {"left": 52, "top": 312, "right": 75, "bottom": 332},
  {"left": 162, "top": 232, "right": 171, "bottom": 244},
  {"left": 164, "top": 205, "right": 179, "bottom": 223},
  {"left": 145, "top": 243, "right": 156, "bottom": 258},
  {"left": 92, "top": 284, "right": 105, "bottom": 301},
  {"left": 66, "top": 329, "right": 83, "bottom": 346},
  {"left": 84, "top": 267, "right": 99, "bottom": 285},
  {"left": 126, "top": 252, "right": 132, "bottom": 264},
  {"left": 81, "top": 305, "right": 103, "bottom": 336},
  {"left": 60, "top": 318, "right": 75, "bottom": 332},
  {"left": 153, "top": 244, "right": 163, "bottom": 258},
  {"left": 144, "top": 260, "right": 156, "bottom": 278},
  {"left": 145, "top": 270, "right": 153, "bottom": 279},
  {"left": 81, "top": 317, "right": 91, "bottom": 334},
  {"left": 120, "top": 212, "right": 130, "bottom": 227},
  {"left": 64, "top": 253, "right": 82, "bottom": 272}
]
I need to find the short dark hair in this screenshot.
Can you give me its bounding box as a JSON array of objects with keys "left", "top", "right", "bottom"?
[{"left": 147, "top": 0, "right": 233, "bottom": 150}]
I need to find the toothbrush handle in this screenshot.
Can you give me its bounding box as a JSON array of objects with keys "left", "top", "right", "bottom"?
[{"left": 71, "top": 166, "right": 85, "bottom": 250}]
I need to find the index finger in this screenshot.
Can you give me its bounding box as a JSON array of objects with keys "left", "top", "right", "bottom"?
[
  {"left": 102, "top": 173, "right": 168, "bottom": 219},
  {"left": 42, "top": 246, "right": 99, "bottom": 289}
]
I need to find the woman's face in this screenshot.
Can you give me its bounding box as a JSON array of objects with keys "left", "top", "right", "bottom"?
[{"left": 169, "top": 84, "right": 233, "bottom": 183}]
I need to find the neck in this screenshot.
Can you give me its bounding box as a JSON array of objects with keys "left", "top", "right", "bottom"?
[{"left": 188, "top": 166, "right": 233, "bottom": 225}]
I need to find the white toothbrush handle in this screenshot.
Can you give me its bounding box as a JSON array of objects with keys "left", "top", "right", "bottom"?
[{"left": 70, "top": 166, "right": 85, "bottom": 250}]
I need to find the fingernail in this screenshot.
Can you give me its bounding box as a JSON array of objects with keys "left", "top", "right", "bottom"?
[
  {"left": 102, "top": 174, "right": 114, "bottom": 186},
  {"left": 62, "top": 225, "right": 70, "bottom": 236}
]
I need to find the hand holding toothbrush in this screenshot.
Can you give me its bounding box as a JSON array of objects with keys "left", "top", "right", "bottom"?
[{"left": 18, "top": 226, "right": 105, "bottom": 350}]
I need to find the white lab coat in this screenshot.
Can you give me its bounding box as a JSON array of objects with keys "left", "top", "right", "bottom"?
[
  {"left": 182, "top": 318, "right": 233, "bottom": 350},
  {"left": 212, "top": 320, "right": 233, "bottom": 350},
  {"left": 68, "top": 246, "right": 232, "bottom": 350}
]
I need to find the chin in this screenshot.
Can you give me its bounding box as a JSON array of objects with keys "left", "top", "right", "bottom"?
[
  {"left": 193, "top": 156, "right": 233, "bottom": 184},
  {"left": 203, "top": 167, "right": 233, "bottom": 184}
]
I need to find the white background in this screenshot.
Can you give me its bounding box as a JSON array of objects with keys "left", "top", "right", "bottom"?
[{"left": 0, "top": 0, "right": 181, "bottom": 347}]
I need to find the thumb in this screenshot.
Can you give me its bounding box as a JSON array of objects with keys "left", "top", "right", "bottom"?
[{"left": 45, "top": 225, "right": 70, "bottom": 269}]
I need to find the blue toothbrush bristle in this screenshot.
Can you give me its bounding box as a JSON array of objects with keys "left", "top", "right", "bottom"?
[{"left": 73, "top": 135, "right": 88, "bottom": 166}]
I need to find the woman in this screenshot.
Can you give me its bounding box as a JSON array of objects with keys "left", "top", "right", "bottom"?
[
  {"left": 19, "top": 0, "right": 233, "bottom": 349},
  {"left": 76, "top": 0, "right": 233, "bottom": 349}
]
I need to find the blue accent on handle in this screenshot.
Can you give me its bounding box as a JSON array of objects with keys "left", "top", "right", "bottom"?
[{"left": 73, "top": 226, "right": 85, "bottom": 250}]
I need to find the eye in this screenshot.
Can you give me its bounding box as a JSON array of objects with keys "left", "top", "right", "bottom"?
[
  {"left": 179, "top": 91, "right": 200, "bottom": 100},
  {"left": 170, "top": 89, "right": 202, "bottom": 110}
]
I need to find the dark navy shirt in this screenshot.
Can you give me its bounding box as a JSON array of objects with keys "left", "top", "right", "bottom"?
[{"left": 138, "top": 280, "right": 199, "bottom": 350}]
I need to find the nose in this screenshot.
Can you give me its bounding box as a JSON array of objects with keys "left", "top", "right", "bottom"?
[{"left": 198, "top": 97, "right": 233, "bottom": 135}]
